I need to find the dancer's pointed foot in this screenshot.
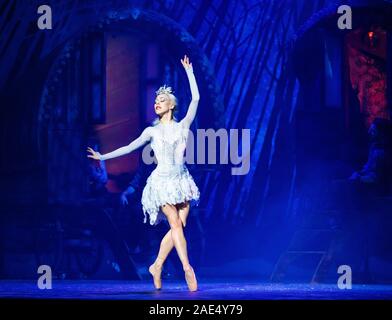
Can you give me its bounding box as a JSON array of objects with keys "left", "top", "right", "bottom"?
[
  {"left": 184, "top": 266, "right": 197, "bottom": 292},
  {"left": 149, "top": 263, "right": 162, "bottom": 290}
]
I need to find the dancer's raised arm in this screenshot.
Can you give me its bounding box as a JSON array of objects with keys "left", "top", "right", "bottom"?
[
  {"left": 87, "top": 127, "right": 152, "bottom": 161},
  {"left": 180, "top": 55, "right": 200, "bottom": 128}
]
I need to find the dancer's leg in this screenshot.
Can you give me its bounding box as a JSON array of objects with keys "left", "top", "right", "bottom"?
[
  {"left": 148, "top": 229, "right": 171, "bottom": 289},
  {"left": 161, "top": 203, "right": 197, "bottom": 291},
  {"left": 149, "top": 214, "right": 176, "bottom": 289},
  {"left": 153, "top": 230, "right": 172, "bottom": 266},
  {"left": 149, "top": 202, "right": 191, "bottom": 289},
  {"left": 149, "top": 202, "right": 189, "bottom": 289},
  {"left": 154, "top": 201, "right": 191, "bottom": 263},
  {"left": 161, "top": 204, "right": 191, "bottom": 269},
  {"left": 177, "top": 201, "right": 190, "bottom": 227}
]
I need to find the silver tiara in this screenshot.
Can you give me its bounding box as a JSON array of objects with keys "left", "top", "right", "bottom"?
[{"left": 155, "top": 85, "right": 173, "bottom": 96}]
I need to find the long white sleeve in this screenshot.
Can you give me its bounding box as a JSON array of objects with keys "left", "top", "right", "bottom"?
[
  {"left": 181, "top": 67, "right": 200, "bottom": 128},
  {"left": 100, "top": 127, "right": 152, "bottom": 161}
]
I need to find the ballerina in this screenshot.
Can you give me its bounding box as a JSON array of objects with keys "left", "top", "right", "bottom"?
[{"left": 87, "top": 55, "right": 200, "bottom": 291}]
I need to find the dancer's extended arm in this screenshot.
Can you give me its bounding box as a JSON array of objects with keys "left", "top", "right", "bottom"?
[
  {"left": 99, "top": 127, "right": 152, "bottom": 161},
  {"left": 180, "top": 57, "right": 200, "bottom": 128}
]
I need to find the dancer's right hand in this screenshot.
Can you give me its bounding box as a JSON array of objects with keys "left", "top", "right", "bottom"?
[{"left": 87, "top": 147, "right": 101, "bottom": 160}]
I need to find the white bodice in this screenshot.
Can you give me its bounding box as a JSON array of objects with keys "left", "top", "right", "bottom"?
[{"left": 150, "top": 121, "right": 188, "bottom": 173}]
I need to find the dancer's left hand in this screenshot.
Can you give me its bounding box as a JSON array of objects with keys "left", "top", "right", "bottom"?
[{"left": 181, "top": 55, "right": 192, "bottom": 70}]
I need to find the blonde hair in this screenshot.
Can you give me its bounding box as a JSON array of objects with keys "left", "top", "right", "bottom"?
[
  {"left": 156, "top": 85, "right": 177, "bottom": 107},
  {"left": 153, "top": 85, "right": 178, "bottom": 125}
]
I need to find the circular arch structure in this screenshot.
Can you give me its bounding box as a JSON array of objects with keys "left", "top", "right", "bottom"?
[{"left": 38, "top": 7, "right": 224, "bottom": 141}]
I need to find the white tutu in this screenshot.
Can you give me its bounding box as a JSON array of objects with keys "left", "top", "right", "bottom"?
[{"left": 141, "top": 164, "right": 200, "bottom": 225}]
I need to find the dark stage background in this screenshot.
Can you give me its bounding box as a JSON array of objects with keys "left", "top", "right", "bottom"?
[{"left": 1, "top": 0, "right": 392, "bottom": 285}]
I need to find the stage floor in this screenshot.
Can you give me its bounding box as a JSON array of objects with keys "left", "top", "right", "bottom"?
[{"left": 1, "top": 280, "right": 392, "bottom": 300}]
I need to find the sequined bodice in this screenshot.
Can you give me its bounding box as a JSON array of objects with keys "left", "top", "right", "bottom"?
[{"left": 150, "top": 121, "right": 188, "bottom": 170}]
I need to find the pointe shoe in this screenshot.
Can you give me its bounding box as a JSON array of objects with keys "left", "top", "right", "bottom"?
[
  {"left": 149, "top": 263, "right": 162, "bottom": 290},
  {"left": 184, "top": 266, "right": 198, "bottom": 292}
]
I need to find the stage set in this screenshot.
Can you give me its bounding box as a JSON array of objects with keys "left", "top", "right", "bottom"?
[
  {"left": 2, "top": 281, "right": 392, "bottom": 300},
  {"left": 1, "top": 0, "right": 392, "bottom": 301}
]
